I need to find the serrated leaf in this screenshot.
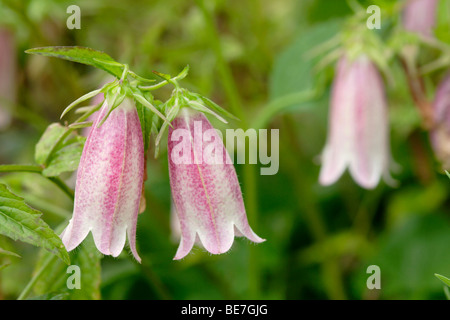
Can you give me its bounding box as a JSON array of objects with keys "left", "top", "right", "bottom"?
[
  {"left": 0, "top": 184, "right": 70, "bottom": 264},
  {"left": 33, "top": 235, "right": 101, "bottom": 300},
  {"left": 35, "top": 123, "right": 68, "bottom": 165},
  {"left": 435, "top": 274, "right": 450, "bottom": 287},
  {"left": 25, "top": 46, "right": 123, "bottom": 78},
  {"left": 42, "top": 135, "right": 85, "bottom": 177}
]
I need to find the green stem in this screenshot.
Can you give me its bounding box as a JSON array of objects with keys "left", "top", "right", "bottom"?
[
  {"left": 47, "top": 177, "right": 75, "bottom": 200},
  {"left": 140, "top": 260, "right": 172, "bottom": 300},
  {"left": 17, "top": 254, "right": 56, "bottom": 300},
  {"left": 0, "top": 165, "right": 74, "bottom": 200},
  {"left": 0, "top": 165, "right": 42, "bottom": 174},
  {"left": 282, "top": 117, "right": 347, "bottom": 300}
]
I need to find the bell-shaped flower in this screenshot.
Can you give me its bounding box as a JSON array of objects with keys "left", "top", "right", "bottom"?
[
  {"left": 319, "top": 54, "right": 393, "bottom": 189},
  {"left": 61, "top": 98, "right": 144, "bottom": 262},
  {"left": 168, "top": 108, "right": 264, "bottom": 259},
  {"left": 431, "top": 73, "right": 450, "bottom": 168},
  {"left": 0, "top": 28, "right": 16, "bottom": 130},
  {"left": 402, "top": 0, "right": 438, "bottom": 38}
]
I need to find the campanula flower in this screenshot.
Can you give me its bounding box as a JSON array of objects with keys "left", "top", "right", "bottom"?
[
  {"left": 61, "top": 98, "right": 144, "bottom": 262},
  {"left": 319, "top": 55, "right": 393, "bottom": 189},
  {"left": 168, "top": 108, "right": 264, "bottom": 259}
]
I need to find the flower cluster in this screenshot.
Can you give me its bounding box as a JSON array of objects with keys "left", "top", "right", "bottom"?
[{"left": 59, "top": 67, "right": 264, "bottom": 261}]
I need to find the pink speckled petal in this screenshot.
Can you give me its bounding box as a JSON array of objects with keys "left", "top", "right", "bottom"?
[
  {"left": 61, "top": 98, "right": 144, "bottom": 262},
  {"left": 168, "top": 108, "right": 264, "bottom": 260}
]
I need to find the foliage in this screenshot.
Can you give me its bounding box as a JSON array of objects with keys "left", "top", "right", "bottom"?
[{"left": 0, "top": 0, "right": 450, "bottom": 300}]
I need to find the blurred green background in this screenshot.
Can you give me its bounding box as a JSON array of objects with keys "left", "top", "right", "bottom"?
[{"left": 0, "top": 0, "right": 450, "bottom": 300}]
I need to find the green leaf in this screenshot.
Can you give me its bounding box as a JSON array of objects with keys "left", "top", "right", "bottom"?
[
  {"left": 258, "top": 20, "right": 340, "bottom": 128},
  {"left": 35, "top": 123, "right": 85, "bottom": 177},
  {"left": 361, "top": 215, "right": 450, "bottom": 299},
  {"left": 435, "top": 0, "right": 450, "bottom": 43},
  {"left": 33, "top": 235, "right": 102, "bottom": 300},
  {"left": 0, "top": 262, "right": 11, "bottom": 271},
  {"left": 0, "top": 184, "right": 70, "bottom": 264},
  {"left": 25, "top": 46, "right": 124, "bottom": 78},
  {"left": 435, "top": 274, "right": 450, "bottom": 287},
  {"left": 42, "top": 135, "right": 85, "bottom": 177},
  {"left": 188, "top": 92, "right": 238, "bottom": 121},
  {"left": 136, "top": 97, "right": 154, "bottom": 154},
  {"left": 35, "top": 123, "right": 68, "bottom": 166}
]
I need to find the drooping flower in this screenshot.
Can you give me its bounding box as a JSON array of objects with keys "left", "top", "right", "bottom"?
[
  {"left": 319, "top": 54, "right": 393, "bottom": 189},
  {"left": 402, "top": 0, "right": 438, "bottom": 38},
  {"left": 0, "top": 28, "right": 16, "bottom": 130},
  {"left": 61, "top": 98, "right": 144, "bottom": 262},
  {"left": 430, "top": 73, "right": 450, "bottom": 168},
  {"left": 168, "top": 108, "right": 264, "bottom": 259}
]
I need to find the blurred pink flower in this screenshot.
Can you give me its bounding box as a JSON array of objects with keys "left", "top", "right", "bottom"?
[
  {"left": 319, "top": 55, "right": 393, "bottom": 189},
  {"left": 431, "top": 73, "right": 450, "bottom": 168},
  {"left": 0, "top": 28, "right": 16, "bottom": 130},
  {"left": 402, "top": 0, "right": 438, "bottom": 38},
  {"left": 61, "top": 98, "right": 144, "bottom": 262},
  {"left": 168, "top": 108, "right": 264, "bottom": 259}
]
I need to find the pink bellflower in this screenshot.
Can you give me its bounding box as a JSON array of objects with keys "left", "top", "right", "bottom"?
[
  {"left": 168, "top": 108, "right": 264, "bottom": 259},
  {"left": 319, "top": 55, "right": 394, "bottom": 189},
  {"left": 431, "top": 73, "right": 450, "bottom": 169},
  {"left": 0, "top": 28, "right": 16, "bottom": 130},
  {"left": 61, "top": 98, "right": 144, "bottom": 262},
  {"left": 402, "top": 0, "right": 438, "bottom": 38}
]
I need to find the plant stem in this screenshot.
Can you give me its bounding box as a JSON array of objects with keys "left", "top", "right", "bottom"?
[
  {"left": 17, "top": 254, "right": 56, "bottom": 300},
  {"left": 0, "top": 165, "right": 74, "bottom": 200},
  {"left": 282, "top": 116, "right": 347, "bottom": 300},
  {"left": 0, "top": 164, "right": 42, "bottom": 174},
  {"left": 400, "top": 56, "right": 433, "bottom": 129}
]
